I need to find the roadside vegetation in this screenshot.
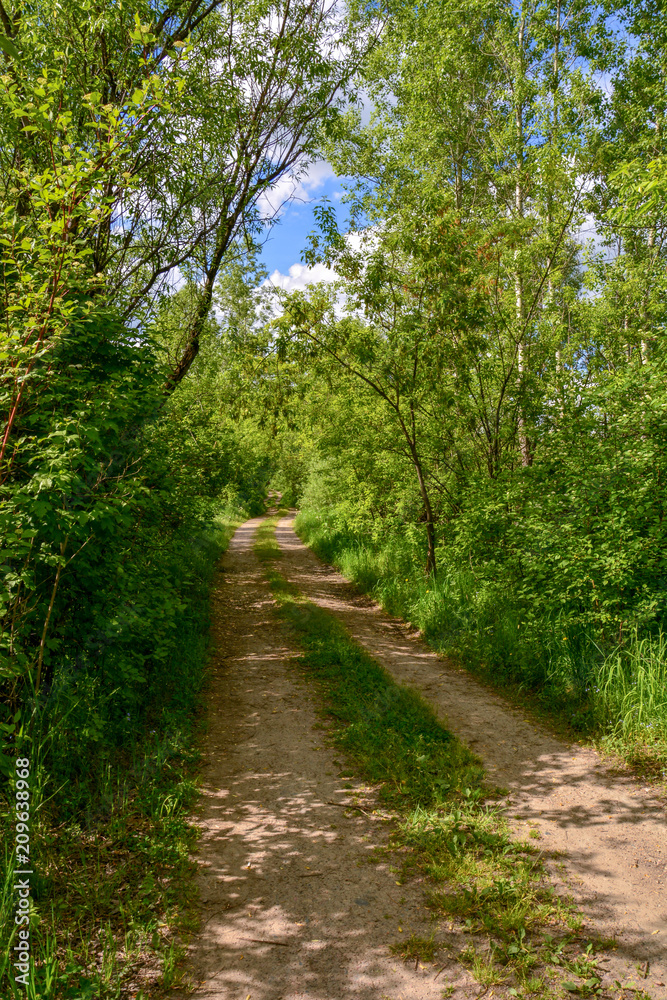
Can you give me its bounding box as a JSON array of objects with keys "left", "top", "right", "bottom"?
[
  {"left": 295, "top": 513, "right": 667, "bottom": 778},
  {"left": 0, "top": 506, "right": 247, "bottom": 999},
  {"left": 255, "top": 518, "right": 630, "bottom": 999}
]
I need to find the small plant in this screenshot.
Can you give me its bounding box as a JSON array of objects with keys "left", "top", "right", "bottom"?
[
  {"left": 161, "top": 938, "right": 188, "bottom": 989},
  {"left": 459, "top": 944, "right": 505, "bottom": 985},
  {"left": 561, "top": 976, "right": 604, "bottom": 996},
  {"left": 522, "top": 975, "right": 547, "bottom": 994},
  {"left": 389, "top": 933, "right": 438, "bottom": 962}
]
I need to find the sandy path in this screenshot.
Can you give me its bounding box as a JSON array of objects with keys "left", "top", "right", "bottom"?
[
  {"left": 182, "top": 517, "right": 476, "bottom": 999},
  {"left": 275, "top": 515, "right": 667, "bottom": 996}
]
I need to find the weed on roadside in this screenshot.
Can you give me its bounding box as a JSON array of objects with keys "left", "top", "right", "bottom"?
[
  {"left": 254, "top": 510, "right": 288, "bottom": 563},
  {"left": 389, "top": 932, "right": 438, "bottom": 962}
]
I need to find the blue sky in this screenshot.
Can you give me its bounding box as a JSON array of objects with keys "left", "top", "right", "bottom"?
[{"left": 257, "top": 161, "right": 349, "bottom": 291}]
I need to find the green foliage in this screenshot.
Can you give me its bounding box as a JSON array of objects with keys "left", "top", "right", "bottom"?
[
  {"left": 0, "top": 514, "right": 243, "bottom": 997},
  {"left": 594, "top": 631, "right": 667, "bottom": 754}
]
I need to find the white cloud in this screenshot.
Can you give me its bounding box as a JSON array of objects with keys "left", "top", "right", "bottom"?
[
  {"left": 264, "top": 261, "right": 338, "bottom": 293},
  {"left": 300, "top": 160, "right": 337, "bottom": 193},
  {"left": 256, "top": 160, "right": 337, "bottom": 221},
  {"left": 263, "top": 231, "right": 375, "bottom": 295}
]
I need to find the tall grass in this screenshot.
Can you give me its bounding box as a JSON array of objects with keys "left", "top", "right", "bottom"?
[
  {"left": 295, "top": 511, "right": 667, "bottom": 770},
  {"left": 595, "top": 632, "right": 667, "bottom": 748}
]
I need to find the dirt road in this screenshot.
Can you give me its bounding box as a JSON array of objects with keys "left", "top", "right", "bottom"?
[
  {"left": 185, "top": 517, "right": 474, "bottom": 999},
  {"left": 182, "top": 515, "right": 667, "bottom": 999}
]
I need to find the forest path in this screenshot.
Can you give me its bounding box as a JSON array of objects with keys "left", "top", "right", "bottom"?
[
  {"left": 275, "top": 515, "right": 667, "bottom": 996},
  {"left": 182, "top": 516, "right": 474, "bottom": 999}
]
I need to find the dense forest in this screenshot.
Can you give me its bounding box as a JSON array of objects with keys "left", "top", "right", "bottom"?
[{"left": 1, "top": 0, "right": 667, "bottom": 995}]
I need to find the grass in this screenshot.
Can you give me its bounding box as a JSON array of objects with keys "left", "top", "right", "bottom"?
[
  {"left": 0, "top": 510, "right": 245, "bottom": 1000},
  {"left": 255, "top": 516, "right": 621, "bottom": 998},
  {"left": 594, "top": 632, "right": 667, "bottom": 774},
  {"left": 389, "top": 932, "right": 437, "bottom": 962},
  {"left": 294, "top": 510, "right": 667, "bottom": 783}
]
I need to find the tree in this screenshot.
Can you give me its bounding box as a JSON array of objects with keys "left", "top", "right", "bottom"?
[
  {"left": 0, "top": 0, "right": 372, "bottom": 390},
  {"left": 280, "top": 198, "right": 487, "bottom": 575},
  {"left": 327, "top": 0, "right": 602, "bottom": 471}
]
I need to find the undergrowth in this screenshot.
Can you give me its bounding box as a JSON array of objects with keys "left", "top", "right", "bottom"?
[
  {"left": 254, "top": 517, "right": 622, "bottom": 998},
  {"left": 294, "top": 511, "right": 667, "bottom": 781},
  {"left": 0, "top": 511, "right": 244, "bottom": 1000}
]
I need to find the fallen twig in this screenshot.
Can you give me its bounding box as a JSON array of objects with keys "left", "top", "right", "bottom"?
[
  {"left": 326, "top": 799, "right": 373, "bottom": 816},
  {"left": 240, "top": 937, "right": 289, "bottom": 947}
]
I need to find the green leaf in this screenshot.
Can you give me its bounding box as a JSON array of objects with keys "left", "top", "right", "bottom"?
[{"left": 0, "top": 34, "right": 19, "bottom": 60}]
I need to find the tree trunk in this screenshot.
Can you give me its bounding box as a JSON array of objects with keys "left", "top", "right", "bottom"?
[
  {"left": 409, "top": 444, "right": 437, "bottom": 578},
  {"left": 515, "top": 13, "right": 530, "bottom": 467},
  {"left": 164, "top": 217, "right": 234, "bottom": 392}
]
